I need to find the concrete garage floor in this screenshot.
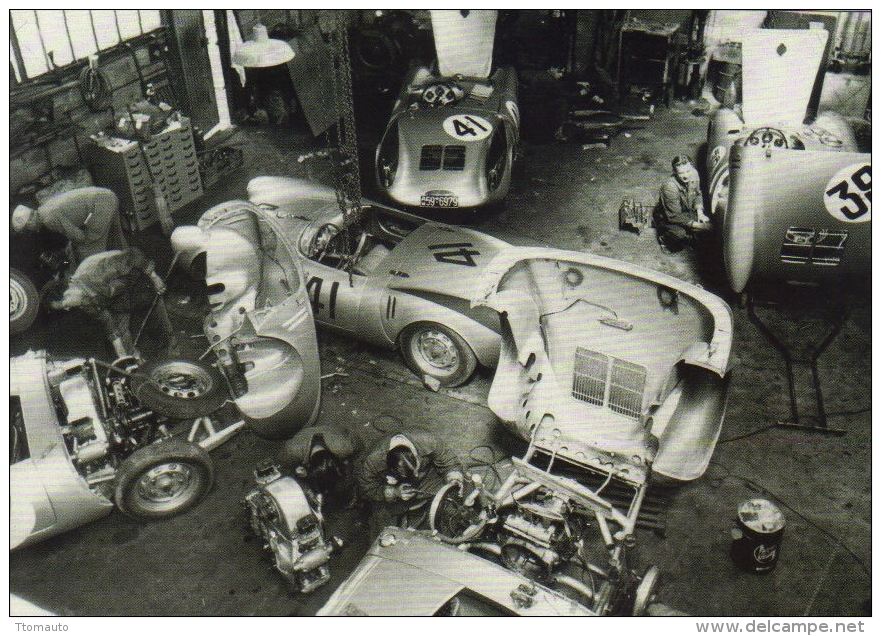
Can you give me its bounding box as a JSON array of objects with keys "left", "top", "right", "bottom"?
[{"left": 9, "top": 96, "right": 871, "bottom": 617}]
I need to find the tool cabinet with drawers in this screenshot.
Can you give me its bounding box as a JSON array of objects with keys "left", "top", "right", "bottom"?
[{"left": 87, "top": 117, "right": 203, "bottom": 232}]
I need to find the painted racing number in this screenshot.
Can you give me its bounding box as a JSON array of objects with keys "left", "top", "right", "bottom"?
[
  {"left": 824, "top": 163, "right": 871, "bottom": 223},
  {"left": 443, "top": 114, "right": 493, "bottom": 141},
  {"left": 306, "top": 276, "right": 339, "bottom": 319},
  {"left": 429, "top": 242, "right": 481, "bottom": 267}
]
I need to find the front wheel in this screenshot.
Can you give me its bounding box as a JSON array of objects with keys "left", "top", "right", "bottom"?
[
  {"left": 399, "top": 322, "right": 477, "bottom": 387},
  {"left": 114, "top": 439, "right": 214, "bottom": 519},
  {"left": 10, "top": 268, "right": 39, "bottom": 335}
]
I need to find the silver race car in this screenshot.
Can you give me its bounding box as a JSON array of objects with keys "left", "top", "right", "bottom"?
[
  {"left": 375, "top": 10, "right": 519, "bottom": 212},
  {"left": 10, "top": 351, "right": 237, "bottom": 550},
  {"left": 375, "top": 64, "right": 520, "bottom": 211},
  {"left": 173, "top": 177, "right": 507, "bottom": 390},
  {"left": 706, "top": 29, "right": 871, "bottom": 292}
]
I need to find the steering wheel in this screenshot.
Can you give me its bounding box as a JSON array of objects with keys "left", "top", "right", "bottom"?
[
  {"left": 308, "top": 223, "right": 340, "bottom": 261},
  {"left": 745, "top": 127, "right": 788, "bottom": 149},
  {"left": 422, "top": 82, "right": 461, "bottom": 107}
]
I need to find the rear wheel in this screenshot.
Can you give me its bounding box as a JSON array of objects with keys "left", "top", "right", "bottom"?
[
  {"left": 10, "top": 268, "right": 39, "bottom": 335},
  {"left": 114, "top": 439, "right": 214, "bottom": 519},
  {"left": 132, "top": 357, "right": 227, "bottom": 419},
  {"left": 400, "top": 322, "right": 477, "bottom": 387}
]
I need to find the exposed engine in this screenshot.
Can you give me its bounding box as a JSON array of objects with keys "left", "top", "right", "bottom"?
[
  {"left": 243, "top": 462, "right": 341, "bottom": 593},
  {"left": 46, "top": 357, "right": 173, "bottom": 500}
]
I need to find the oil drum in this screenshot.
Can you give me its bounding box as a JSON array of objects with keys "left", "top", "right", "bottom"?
[{"left": 730, "top": 498, "right": 786, "bottom": 574}]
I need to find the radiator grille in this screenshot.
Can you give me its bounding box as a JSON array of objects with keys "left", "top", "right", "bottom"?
[{"left": 573, "top": 348, "right": 646, "bottom": 419}]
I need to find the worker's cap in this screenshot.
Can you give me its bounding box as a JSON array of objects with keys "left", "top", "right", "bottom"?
[
  {"left": 11, "top": 204, "right": 34, "bottom": 232},
  {"left": 388, "top": 434, "right": 421, "bottom": 474}
]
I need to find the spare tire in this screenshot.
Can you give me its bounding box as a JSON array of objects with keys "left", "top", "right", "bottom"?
[{"left": 132, "top": 357, "right": 228, "bottom": 419}]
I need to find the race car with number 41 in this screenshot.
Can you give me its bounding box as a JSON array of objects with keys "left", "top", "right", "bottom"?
[
  {"left": 172, "top": 177, "right": 508, "bottom": 389},
  {"left": 375, "top": 63, "right": 520, "bottom": 212}
]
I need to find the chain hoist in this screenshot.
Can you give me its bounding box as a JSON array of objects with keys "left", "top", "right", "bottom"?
[{"left": 329, "top": 11, "right": 362, "bottom": 228}]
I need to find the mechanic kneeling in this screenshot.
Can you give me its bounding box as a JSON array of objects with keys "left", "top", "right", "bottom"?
[
  {"left": 278, "top": 424, "right": 362, "bottom": 508},
  {"left": 653, "top": 155, "right": 711, "bottom": 252},
  {"left": 358, "top": 429, "right": 464, "bottom": 538}
]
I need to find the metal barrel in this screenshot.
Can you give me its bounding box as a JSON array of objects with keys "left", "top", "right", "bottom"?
[{"left": 730, "top": 498, "right": 786, "bottom": 574}]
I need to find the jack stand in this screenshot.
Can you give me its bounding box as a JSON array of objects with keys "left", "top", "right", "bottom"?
[{"left": 745, "top": 292, "right": 849, "bottom": 436}]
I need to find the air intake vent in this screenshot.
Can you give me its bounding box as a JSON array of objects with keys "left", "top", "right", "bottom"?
[
  {"left": 443, "top": 146, "right": 466, "bottom": 170},
  {"left": 420, "top": 145, "right": 443, "bottom": 170},
  {"left": 573, "top": 348, "right": 646, "bottom": 419}
]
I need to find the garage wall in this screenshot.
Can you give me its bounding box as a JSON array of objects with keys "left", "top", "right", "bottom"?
[{"left": 9, "top": 31, "right": 179, "bottom": 198}]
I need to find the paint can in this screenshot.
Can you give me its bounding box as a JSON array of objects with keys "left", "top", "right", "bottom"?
[{"left": 730, "top": 498, "right": 786, "bottom": 574}]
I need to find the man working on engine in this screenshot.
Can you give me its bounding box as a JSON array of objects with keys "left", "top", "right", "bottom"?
[
  {"left": 653, "top": 155, "right": 711, "bottom": 252},
  {"left": 50, "top": 247, "right": 172, "bottom": 359},
  {"left": 358, "top": 428, "right": 464, "bottom": 537},
  {"left": 11, "top": 187, "right": 128, "bottom": 264},
  {"left": 278, "top": 424, "right": 361, "bottom": 507}
]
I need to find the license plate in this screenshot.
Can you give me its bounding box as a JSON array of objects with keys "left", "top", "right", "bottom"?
[{"left": 421, "top": 194, "right": 459, "bottom": 208}]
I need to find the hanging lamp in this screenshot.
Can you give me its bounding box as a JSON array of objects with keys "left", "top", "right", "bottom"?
[{"left": 232, "top": 24, "right": 295, "bottom": 68}]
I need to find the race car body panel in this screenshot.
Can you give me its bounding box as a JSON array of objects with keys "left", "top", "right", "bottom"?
[{"left": 474, "top": 247, "right": 733, "bottom": 482}]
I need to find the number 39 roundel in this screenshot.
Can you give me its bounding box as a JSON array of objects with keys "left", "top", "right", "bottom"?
[{"left": 824, "top": 163, "right": 871, "bottom": 223}]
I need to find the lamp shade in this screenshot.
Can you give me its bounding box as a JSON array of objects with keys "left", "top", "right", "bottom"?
[{"left": 232, "top": 24, "right": 295, "bottom": 68}]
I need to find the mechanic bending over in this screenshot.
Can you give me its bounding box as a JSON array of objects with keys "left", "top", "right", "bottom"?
[
  {"left": 12, "top": 187, "right": 129, "bottom": 265},
  {"left": 653, "top": 155, "right": 711, "bottom": 252},
  {"left": 51, "top": 247, "right": 173, "bottom": 359},
  {"left": 358, "top": 429, "right": 464, "bottom": 537},
  {"left": 278, "top": 424, "right": 362, "bottom": 507}
]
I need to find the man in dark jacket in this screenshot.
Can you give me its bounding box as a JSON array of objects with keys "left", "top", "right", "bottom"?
[
  {"left": 278, "top": 424, "right": 361, "bottom": 506},
  {"left": 653, "top": 155, "right": 711, "bottom": 252},
  {"left": 358, "top": 428, "right": 464, "bottom": 536}
]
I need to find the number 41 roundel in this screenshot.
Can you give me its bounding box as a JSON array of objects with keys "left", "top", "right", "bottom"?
[
  {"left": 824, "top": 163, "right": 871, "bottom": 223},
  {"left": 443, "top": 115, "right": 493, "bottom": 141}
]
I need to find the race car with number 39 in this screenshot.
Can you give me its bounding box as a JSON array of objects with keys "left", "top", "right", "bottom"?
[
  {"left": 705, "top": 28, "right": 871, "bottom": 292},
  {"left": 173, "top": 176, "right": 508, "bottom": 388},
  {"left": 375, "top": 63, "right": 520, "bottom": 211}
]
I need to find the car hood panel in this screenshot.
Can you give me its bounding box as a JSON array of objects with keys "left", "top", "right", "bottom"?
[{"left": 383, "top": 222, "right": 509, "bottom": 298}]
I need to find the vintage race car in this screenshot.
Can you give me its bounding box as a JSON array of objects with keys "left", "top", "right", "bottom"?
[
  {"left": 375, "top": 10, "right": 519, "bottom": 212},
  {"left": 474, "top": 248, "right": 733, "bottom": 484},
  {"left": 319, "top": 526, "right": 679, "bottom": 616},
  {"left": 706, "top": 29, "right": 871, "bottom": 292},
  {"left": 172, "top": 177, "right": 507, "bottom": 390},
  {"left": 318, "top": 527, "right": 595, "bottom": 616},
  {"left": 10, "top": 350, "right": 239, "bottom": 550},
  {"left": 375, "top": 64, "right": 520, "bottom": 211}
]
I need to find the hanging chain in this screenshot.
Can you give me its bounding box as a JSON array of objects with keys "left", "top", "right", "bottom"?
[{"left": 329, "top": 11, "right": 362, "bottom": 227}]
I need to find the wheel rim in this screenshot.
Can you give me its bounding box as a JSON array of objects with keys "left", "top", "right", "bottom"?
[
  {"left": 434, "top": 489, "right": 483, "bottom": 542},
  {"left": 134, "top": 461, "right": 201, "bottom": 512},
  {"left": 149, "top": 361, "right": 215, "bottom": 399},
  {"left": 10, "top": 278, "right": 28, "bottom": 321},
  {"left": 410, "top": 329, "right": 459, "bottom": 377}
]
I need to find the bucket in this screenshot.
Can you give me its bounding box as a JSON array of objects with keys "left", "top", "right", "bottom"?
[{"left": 730, "top": 498, "right": 786, "bottom": 574}]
